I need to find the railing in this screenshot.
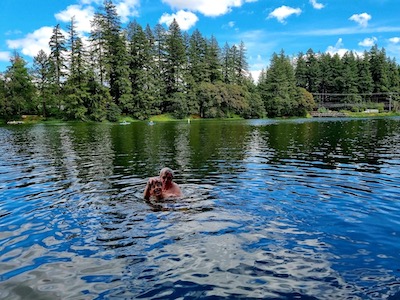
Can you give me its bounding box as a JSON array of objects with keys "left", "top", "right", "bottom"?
[{"left": 312, "top": 92, "right": 399, "bottom": 111}]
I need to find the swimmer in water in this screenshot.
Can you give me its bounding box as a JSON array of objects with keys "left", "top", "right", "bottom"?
[
  {"left": 143, "top": 176, "right": 164, "bottom": 201},
  {"left": 144, "top": 167, "right": 182, "bottom": 200}
]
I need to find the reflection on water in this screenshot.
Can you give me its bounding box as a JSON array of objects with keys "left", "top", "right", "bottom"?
[{"left": 1, "top": 118, "right": 400, "bottom": 299}]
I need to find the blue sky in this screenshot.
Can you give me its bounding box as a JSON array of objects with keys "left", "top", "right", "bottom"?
[{"left": 1, "top": 0, "right": 400, "bottom": 80}]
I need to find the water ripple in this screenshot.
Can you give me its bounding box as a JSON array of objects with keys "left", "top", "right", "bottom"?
[{"left": 1, "top": 119, "right": 400, "bottom": 299}]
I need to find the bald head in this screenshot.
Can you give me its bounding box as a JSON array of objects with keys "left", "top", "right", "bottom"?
[{"left": 160, "top": 167, "right": 174, "bottom": 178}]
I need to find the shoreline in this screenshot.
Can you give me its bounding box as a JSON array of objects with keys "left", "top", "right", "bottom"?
[{"left": 1, "top": 111, "right": 400, "bottom": 126}]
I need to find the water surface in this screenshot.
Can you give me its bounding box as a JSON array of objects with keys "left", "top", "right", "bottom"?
[{"left": 1, "top": 117, "right": 400, "bottom": 299}]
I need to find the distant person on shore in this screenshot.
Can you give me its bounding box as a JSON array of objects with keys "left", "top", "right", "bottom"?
[{"left": 144, "top": 167, "right": 182, "bottom": 200}]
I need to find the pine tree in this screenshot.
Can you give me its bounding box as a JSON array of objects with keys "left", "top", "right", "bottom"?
[
  {"left": 67, "top": 17, "right": 78, "bottom": 76},
  {"left": 102, "top": 0, "right": 132, "bottom": 113},
  {"left": 221, "top": 42, "right": 234, "bottom": 84},
  {"left": 295, "top": 52, "right": 307, "bottom": 88},
  {"left": 188, "top": 29, "right": 207, "bottom": 84},
  {"left": 330, "top": 53, "right": 344, "bottom": 94},
  {"left": 387, "top": 58, "right": 400, "bottom": 103},
  {"left": 33, "top": 50, "right": 52, "bottom": 117},
  {"left": 126, "top": 20, "right": 156, "bottom": 118},
  {"left": 259, "top": 51, "right": 298, "bottom": 117},
  {"left": 48, "top": 24, "right": 67, "bottom": 111},
  {"left": 317, "top": 52, "right": 333, "bottom": 104},
  {"left": 90, "top": 12, "right": 107, "bottom": 85},
  {"left": 341, "top": 51, "right": 361, "bottom": 104},
  {"left": 64, "top": 18, "right": 91, "bottom": 120},
  {"left": 305, "top": 49, "right": 321, "bottom": 93},
  {"left": 5, "top": 53, "right": 36, "bottom": 116},
  {"left": 369, "top": 45, "right": 389, "bottom": 95},
  {"left": 153, "top": 23, "right": 167, "bottom": 107},
  {"left": 164, "top": 19, "right": 187, "bottom": 113},
  {"left": 206, "top": 36, "right": 222, "bottom": 83},
  {"left": 0, "top": 74, "right": 7, "bottom": 118},
  {"left": 357, "top": 51, "right": 373, "bottom": 100},
  {"left": 236, "top": 41, "right": 249, "bottom": 84}
]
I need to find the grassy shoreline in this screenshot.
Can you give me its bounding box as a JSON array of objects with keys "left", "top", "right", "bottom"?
[{"left": 1, "top": 111, "right": 400, "bottom": 125}]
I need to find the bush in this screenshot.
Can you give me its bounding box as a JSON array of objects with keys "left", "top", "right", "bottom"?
[{"left": 107, "top": 102, "right": 121, "bottom": 122}]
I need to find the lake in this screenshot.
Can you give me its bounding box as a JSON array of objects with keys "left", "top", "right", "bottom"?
[{"left": 0, "top": 117, "right": 399, "bottom": 299}]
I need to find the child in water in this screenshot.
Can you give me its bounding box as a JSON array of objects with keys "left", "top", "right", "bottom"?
[{"left": 144, "top": 167, "right": 182, "bottom": 200}]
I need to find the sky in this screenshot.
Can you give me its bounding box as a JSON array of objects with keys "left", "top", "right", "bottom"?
[{"left": 1, "top": 0, "right": 400, "bottom": 80}]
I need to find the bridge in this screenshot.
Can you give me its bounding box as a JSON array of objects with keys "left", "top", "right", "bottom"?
[{"left": 312, "top": 92, "right": 399, "bottom": 111}]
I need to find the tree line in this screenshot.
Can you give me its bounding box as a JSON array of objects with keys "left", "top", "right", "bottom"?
[
  {"left": 1, "top": 0, "right": 399, "bottom": 122},
  {"left": 257, "top": 46, "right": 400, "bottom": 117}
]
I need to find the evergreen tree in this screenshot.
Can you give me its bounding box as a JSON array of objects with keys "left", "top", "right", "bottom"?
[
  {"left": 295, "top": 52, "right": 307, "bottom": 88},
  {"left": 221, "top": 42, "right": 233, "bottom": 84},
  {"left": 153, "top": 23, "right": 167, "bottom": 106},
  {"left": 126, "top": 20, "right": 156, "bottom": 119},
  {"left": 369, "top": 45, "right": 389, "bottom": 95},
  {"left": 206, "top": 36, "right": 222, "bottom": 83},
  {"left": 48, "top": 24, "right": 67, "bottom": 111},
  {"left": 242, "top": 79, "right": 266, "bottom": 118},
  {"left": 0, "top": 73, "right": 8, "bottom": 118},
  {"left": 357, "top": 51, "right": 373, "bottom": 100},
  {"left": 330, "top": 53, "right": 344, "bottom": 94},
  {"left": 64, "top": 18, "right": 91, "bottom": 120},
  {"left": 144, "top": 24, "right": 161, "bottom": 114},
  {"left": 259, "top": 51, "right": 299, "bottom": 117},
  {"left": 5, "top": 53, "right": 36, "bottom": 116},
  {"left": 341, "top": 51, "right": 361, "bottom": 104},
  {"left": 67, "top": 17, "right": 78, "bottom": 76},
  {"left": 90, "top": 12, "right": 107, "bottom": 85},
  {"left": 188, "top": 29, "right": 207, "bottom": 84},
  {"left": 387, "top": 58, "right": 400, "bottom": 106},
  {"left": 33, "top": 50, "right": 52, "bottom": 117},
  {"left": 387, "top": 58, "right": 400, "bottom": 94},
  {"left": 102, "top": 0, "right": 132, "bottom": 113},
  {"left": 164, "top": 19, "right": 187, "bottom": 113},
  {"left": 236, "top": 41, "right": 249, "bottom": 84},
  {"left": 305, "top": 49, "right": 321, "bottom": 93},
  {"left": 317, "top": 52, "right": 333, "bottom": 104}
]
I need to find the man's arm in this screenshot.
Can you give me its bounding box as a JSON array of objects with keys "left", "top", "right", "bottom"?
[
  {"left": 143, "top": 182, "right": 151, "bottom": 200},
  {"left": 144, "top": 177, "right": 156, "bottom": 200}
]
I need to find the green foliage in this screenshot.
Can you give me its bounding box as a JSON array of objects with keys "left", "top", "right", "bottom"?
[
  {"left": 2, "top": 0, "right": 399, "bottom": 122},
  {"left": 106, "top": 102, "right": 121, "bottom": 122},
  {"left": 259, "top": 51, "right": 299, "bottom": 117},
  {"left": 296, "top": 87, "right": 316, "bottom": 116},
  {"left": 296, "top": 45, "right": 399, "bottom": 111},
  {"left": 4, "top": 53, "right": 36, "bottom": 117}
]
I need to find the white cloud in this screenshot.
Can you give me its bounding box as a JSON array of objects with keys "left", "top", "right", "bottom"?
[
  {"left": 115, "top": 0, "right": 140, "bottom": 23},
  {"left": 326, "top": 38, "right": 349, "bottom": 57},
  {"left": 79, "top": 0, "right": 102, "bottom": 4},
  {"left": 389, "top": 37, "right": 400, "bottom": 44},
  {"left": 55, "top": 5, "right": 95, "bottom": 34},
  {"left": 161, "top": 0, "right": 257, "bottom": 17},
  {"left": 358, "top": 36, "right": 377, "bottom": 47},
  {"left": 159, "top": 10, "right": 199, "bottom": 31},
  {"left": 349, "top": 13, "right": 371, "bottom": 27},
  {"left": 5, "top": 30, "right": 22, "bottom": 36},
  {"left": 310, "top": 0, "right": 324, "bottom": 10},
  {"left": 228, "top": 21, "right": 235, "bottom": 28},
  {"left": 268, "top": 6, "right": 301, "bottom": 23},
  {"left": 6, "top": 26, "right": 54, "bottom": 58},
  {"left": 0, "top": 51, "right": 11, "bottom": 62},
  {"left": 75, "top": 0, "right": 139, "bottom": 23}
]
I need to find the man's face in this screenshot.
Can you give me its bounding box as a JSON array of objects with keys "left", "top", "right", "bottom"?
[{"left": 160, "top": 171, "right": 172, "bottom": 187}]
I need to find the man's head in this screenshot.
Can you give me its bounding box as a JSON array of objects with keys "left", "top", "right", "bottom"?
[{"left": 160, "top": 167, "right": 174, "bottom": 187}]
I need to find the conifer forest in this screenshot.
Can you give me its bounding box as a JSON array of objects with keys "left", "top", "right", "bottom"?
[{"left": 1, "top": 0, "right": 399, "bottom": 122}]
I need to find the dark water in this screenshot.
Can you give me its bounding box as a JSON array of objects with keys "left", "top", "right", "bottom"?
[{"left": 0, "top": 118, "right": 400, "bottom": 299}]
